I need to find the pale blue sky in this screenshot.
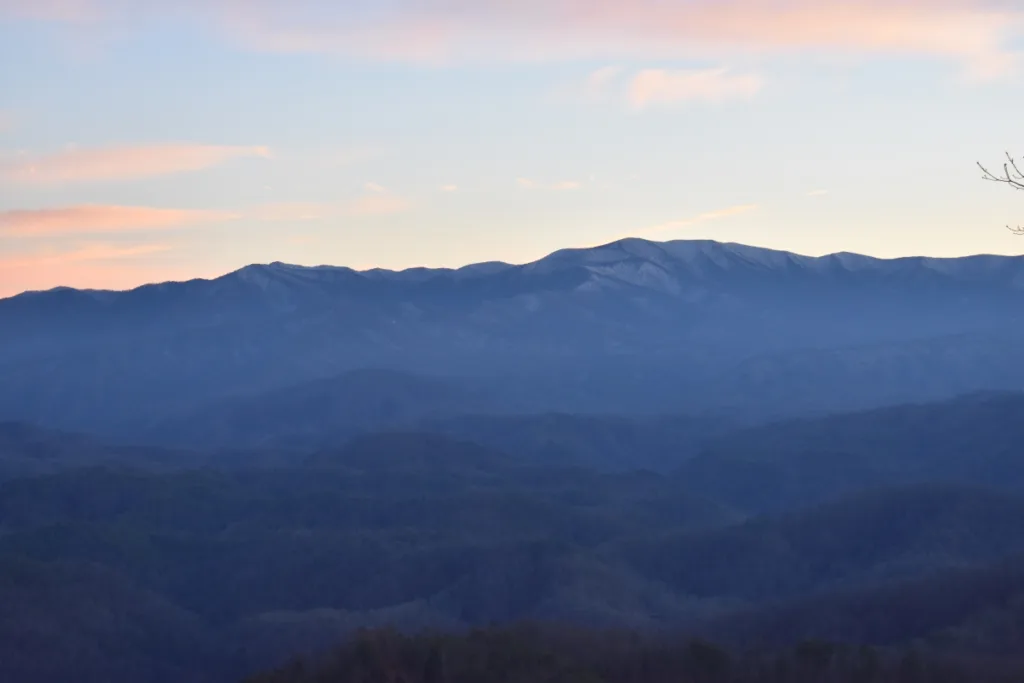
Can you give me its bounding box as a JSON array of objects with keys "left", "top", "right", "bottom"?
[{"left": 1, "top": 1, "right": 1022, "bottom": 296}]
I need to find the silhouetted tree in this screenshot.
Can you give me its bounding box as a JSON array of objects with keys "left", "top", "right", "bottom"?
[
  {"left": 686, "top": 639, "right": 732, "bottom": 683},
  {"left": 243, "top": 627, "right": 1024, "bottom": 683},
  {"left": 422, "top": 642, "right": 445, "bottom": 683},
  {"left": 978, "top": 152, "right": 1024, "bottom": 234}
]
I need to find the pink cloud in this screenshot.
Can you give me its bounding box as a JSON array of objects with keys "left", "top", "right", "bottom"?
[
  {"left": 247, "top": 197, "right": 413, "bottom": 222},
  {"left": 551, "top": 181, "right": 582, "bottom": 191},
  {"left": 2, "top": 144, "right": 270, "bottom": 184},
  {"left": 347, "top": 194, "right": 411, "bottom": 216},
  {"left": 1, "top": 243, "right": 172, "bottom": 269},
  {"left": 629, "top": 68, "right": 762, "bottom": 108},
  {"left": 3, "top": 1, "right": 1019, "bottom": 76},
  {"left": 248, "top": 196, "right": 412, "bottom": 219},
  {"left": 0, "top": 243, "right": 188, "bottom": 297},
  {"left": 0, "top": 205, "right": 239, "bottom": 236},
  {"left": 584, "top": 65, "right": 625, "bottom": 99},
  {"left": 206, "top": 1, "right": 1024, "bottom": 77},
  {"left": 640, "top": 204, "right": 759, "bottom": 236},
  {"left": 0, "top": 0, "right": 98, "bottom": 21},
  {"left": 249, "top": 203, "right": 329, "bottom": 222}
]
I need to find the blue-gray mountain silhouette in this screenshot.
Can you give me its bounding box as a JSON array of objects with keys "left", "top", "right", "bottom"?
[{"left": 2, "top": 238, "right": 1023, "bottom": 432}]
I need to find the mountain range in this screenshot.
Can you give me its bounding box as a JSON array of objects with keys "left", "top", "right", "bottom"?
[
  {"left": 2, "top": 238, "right": 1024, "bottom": 434},
  {"left": 5, "top": 236, "right": 1024, "bottom": 680}
]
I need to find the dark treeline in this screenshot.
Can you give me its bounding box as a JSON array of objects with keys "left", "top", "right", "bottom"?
[{"left": 247, "top": 626, "right": 1024, "bottom": 683}]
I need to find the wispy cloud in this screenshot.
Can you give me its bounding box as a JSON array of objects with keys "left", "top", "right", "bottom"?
[
  {"left": 807, "top": 189, "right": 830, "bottom": 197},
  {"left": 248, "top": 203, "right": 329, "bottom": 222},
  {"left": 0, "top": 205, "right": 238, "bottom": 236},
  {"left": 0, "top": 243, "right": 181, "bottom": 297},
  {"left": 364, "top": 181, "right": 386, "bottom": 194},
  {"left": 249, "top": 195, "right": 411, "bottom": 220},
  {"left": 12, "top": 1, "right": 1018, "bottom": 77},
  {"left": 2, "top": 144, "right": 270, "bottom": 184},
  {"left": 0, "top": 0, "right": 100, "bottom": 22},
  {"left": 347, "top": 194, "right": 411, "bottom": 216},
  {"left": 249, "top": 196, "right": 412, "bottom": 220},
  {"left": 629, "top": 68, "right": 763, "bottom": 108},
  {"left": 640, "top": 204, "right": 759, "bottom": 236},
  {"left": 1, "top": 243, "right": 172, "bottom": 269},
  {"left": 585, "top": 65, "right": 625, "bottom": 99},
  {"left": 234, "top": 1, "right": 1023, "bottom": 78},
  {"left": 518, "top": 178, "right": 583, "bottom": 191},
  {"left": 440, "top": 184, "right": 459, "bottom": 192},
  {"left": 552, "top": 181, "right": 583, "bottom": 191}
]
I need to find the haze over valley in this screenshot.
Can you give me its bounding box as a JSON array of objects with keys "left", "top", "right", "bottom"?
[{"left": 3, "top": 1, "right": 1024, "bottom": 681}]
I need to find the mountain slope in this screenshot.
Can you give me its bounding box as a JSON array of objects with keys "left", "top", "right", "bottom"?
[
  {"left": 2, "top": 238, "right": 1024, "bottom": 431},
  {"left": 421, "top": 413, "right": 735, "bottom": 471},
  {"left": 138, "top": 369, "right": 502, "bottom": 450},
  {"left": 0, "top": 422, "right": 201, "bottom": 479},
  {"left": 678, "top": 391, "right": 1024, "bottom": 512},
  {"left": 620, "top": 484, "right": 1024, "bottom": 604},
  {"left": 698, "top": 553, "right": 1024, "bottom": 651},
  {"left": 0, "top": 556, "right": 228, "bottom": 683}
]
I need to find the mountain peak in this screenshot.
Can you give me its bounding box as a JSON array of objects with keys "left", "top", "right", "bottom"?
[{"left": 5, "top": 238, "right": 1024, "bottom": 303}]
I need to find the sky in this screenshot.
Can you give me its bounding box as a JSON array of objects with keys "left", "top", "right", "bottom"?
[{"left": 1, "top": 0, "right": 1023, "bottom": 296}]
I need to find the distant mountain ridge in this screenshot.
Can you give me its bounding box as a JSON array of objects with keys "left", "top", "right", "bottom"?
[
  {"left": 2, "top": 238, "right": 1024, "bottom": 432},
  {"left": 6, "top": 238, "right": 1024, "bottom": 303}
]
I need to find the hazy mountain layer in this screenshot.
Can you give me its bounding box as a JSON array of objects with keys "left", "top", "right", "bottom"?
[
  {"left": 3, "top": 238, "right": 1024, "bottom": 431},
  {"left": 3, "top": 394, "right": 1024, "bottom": 681}
]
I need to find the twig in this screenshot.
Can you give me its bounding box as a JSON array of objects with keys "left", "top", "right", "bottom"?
[
  {"left": 979, "top": 152, "right": 1023, "bottom": 235},
  {"left": 978, "top": 154, "right": 1024, "bottom": 190}
]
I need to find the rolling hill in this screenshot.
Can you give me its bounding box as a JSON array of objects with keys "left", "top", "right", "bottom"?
[{"left": 679, "top": 391, "right": 1024, "bottom": 513}]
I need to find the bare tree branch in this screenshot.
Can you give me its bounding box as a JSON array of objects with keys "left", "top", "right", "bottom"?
[
  {"left": 978, "top": 153, "right": 1024, "bottom": 191},
  {"left": 1005, "top": 152, "right": 1024, "bottom": 180},
  {"left": 979, "top": 152, "right": 1024, "bottom": 234}
]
